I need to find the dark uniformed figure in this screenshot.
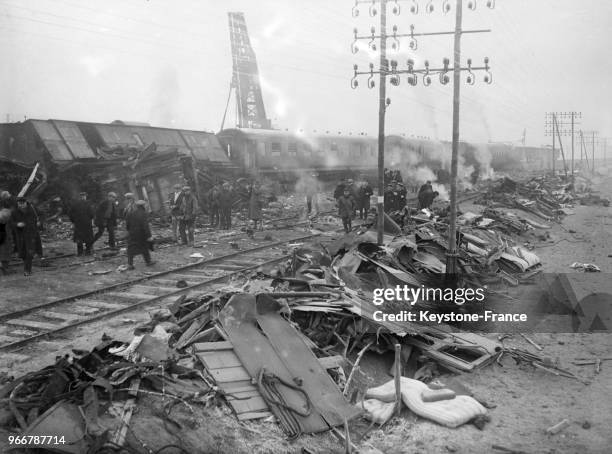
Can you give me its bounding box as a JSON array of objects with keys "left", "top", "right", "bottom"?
[
  {"left": 396, "top": 182, "right": 407, "bottom": 211},
  {"left": 337, "top": 189, "right": 355, "bottom": 234},
  {"left": 69, "top": 192, "right": 95, "bottom": 256},
  {"left": 333, "top": 179, "right": 347, "bottom": 201},
  {"left": 13, "top": 197, "right": 42, "bottom": 276},
  {"left": 93, "top": 192, "right": 118, "bottom": 249},
  {"left": 248, "top": 182, "right": 263, "bottom": 231},
  {"left": 0, "top": 207, "right": 13, "bottom": 274},
  {"left": 218, "top": 183, "right": 233, "bottom": 230},
  {"left": 417, "top": 181, "right": 435, "bottom": 210},
  {"left": 208, "top": 183, "right": 221, "bottom": 228},
  {"left": 122, "top": 192, "right": 136, "bottom": 220},
  {"left": 126, "top": 200, "right": 154, "bottom": 269},
  {"left": 168, "top": 184, "right": 184, "bottom": 242},
  {"left": 178, "top": 186, "right": 198, "bottom": 246},
  {"left": 358, "top": 181, "right": 373, "bottom": 219},
  {"left": 0, "top": 191, "right": 17, "bottom": 210}
]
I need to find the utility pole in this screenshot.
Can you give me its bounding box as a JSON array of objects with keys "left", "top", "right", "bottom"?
[
  {"left": 545, "top": 111, "right": 581, "bottom": 181},
  {"left": 376, "top": 1, "right": 388, "bottom": 246},
  {"left": 552, "top": 114, "right": 556, "bottom": 174},
  {"left": 351, "top": 0, "right": 494, "bottom": 255},
  {"left": 582, "top": 131, "right": 600, "bottom": 173},
  {"left": 446, "top": 0, "right": 463, "bottom": 276}
]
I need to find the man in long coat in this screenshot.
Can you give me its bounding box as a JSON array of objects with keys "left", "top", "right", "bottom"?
[
  {"left": 248, "top": 182, "right": 263, "bottom": 230},
  {"left": 168, "top": 184, "right": 184, "bottom": 242},
  {"left": 207, "top": 183, "right": 221, "bottom": 228},
  {"left": 218, "top": 183, "right": 233, "bottom": 230},
  {"left": 417, "top": 181, "right": 435, "bottom": 210},
  {"left": 178, "top": 186, "right": 199, "bottom": 246},
  {"left": 358, "top": 181, "right": 373, "bottom": 220},
  {"left": 337, "top": 189, "right": 355, "bottom": 234},
  {"left": 126, "top": 200, "right": 154, "bottom": 269},
  {"left": 13, "top": 197, "right": 42, "bottom": 276},
  {"left": 0, "top": 207, "right": 14, "bottom": 274},
  {"left": 93, "top": 192, "right": 118, "bottom": 249},
  {"left": 69, "top": 192, "right": 95, "bottom": 256}
]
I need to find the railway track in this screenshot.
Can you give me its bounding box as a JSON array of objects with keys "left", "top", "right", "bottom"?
[{"left": 0, "top": 233, "right": 322, "bottom": 352}]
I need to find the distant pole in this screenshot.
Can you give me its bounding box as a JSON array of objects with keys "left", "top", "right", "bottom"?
[
  {"left": 376, "top": 0, "right": 388, "bottom": 246},
  {"left": 571, "top": 112, "right": 575, "bottom": 181},
  {"left": 552, "top": 114, "right": 556, "bottom": 174},
  {"left": 446, "top": 0, "right": 463, "bottom": 277},
  {"left": 592, "top": 131, "right": 595, "bottom": 173}
]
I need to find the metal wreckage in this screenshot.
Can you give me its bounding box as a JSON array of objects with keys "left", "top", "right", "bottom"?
[{"left": 3, "top": 169, "right": 608, "bottom": 453}]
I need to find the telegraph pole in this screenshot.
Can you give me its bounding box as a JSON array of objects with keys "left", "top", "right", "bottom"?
[
  {"left": 377, "top": 0, "right": 388, "bottom": 246},
  {"left": 351, "top": 0, "right": 494, "bottom": 253},
  {"left": 446, "top": 0, "right": 463, "bottom": 276},
  {"left": 545, "top": 111, "right": 581, "bottom": 181}
]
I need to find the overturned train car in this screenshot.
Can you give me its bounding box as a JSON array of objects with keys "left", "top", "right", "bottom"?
[{"left": 0, "top": 119, "right": 237, "bottom": 212}]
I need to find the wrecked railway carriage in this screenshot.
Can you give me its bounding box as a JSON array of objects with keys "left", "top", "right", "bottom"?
[{"left": 0, "top": 119, "right": 237, "bottom": 212}]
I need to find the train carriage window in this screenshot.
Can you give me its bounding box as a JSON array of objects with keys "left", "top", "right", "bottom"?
[
  {"left": 288, "top": 142, "right": 297, "bottom": 154},
  {"left": 271, "top": 142, "right": 281, "bottom": 155}
]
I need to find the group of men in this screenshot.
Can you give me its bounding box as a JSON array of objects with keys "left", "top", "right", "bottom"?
[
  {"left": 332, "top": 174, "right": 440, "bottom": 234},
  {"left": 0, "top": 189, "right": 157, "bottom": 276},
  {"left": 333, "top": 178, "right": 374, "bottom": 233}
]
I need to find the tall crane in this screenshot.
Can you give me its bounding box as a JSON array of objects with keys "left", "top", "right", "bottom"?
[{"left": 221, "top": 12, "right": 271, "bottom": 130}]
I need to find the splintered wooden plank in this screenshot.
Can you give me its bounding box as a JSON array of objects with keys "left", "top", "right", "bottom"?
[
  {"left": 198, "top": 350, "right": 242, "bottom": 369},
  {"left": 227, "top": 395, "right": 268, "bottom": 414},
  {"left": 194, "top": 341, "right": 233, "bottom": 352},
  {"left": 209, "top": 366, "right": 251, "bottom": 383},
  {"left": 317, "top": 355, "right": 345, "bottom": 370},
  {"left": 256, "top": 295, "right": 362, "bottom": 427}
]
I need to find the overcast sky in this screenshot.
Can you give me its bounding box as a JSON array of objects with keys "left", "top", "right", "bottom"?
[{"left": 1, "top": 0, "right": 610, "bottom": 152}]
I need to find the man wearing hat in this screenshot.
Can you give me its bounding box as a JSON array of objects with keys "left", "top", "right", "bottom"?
[
  {"left": 68, "top": 192, "right": 95, "bottom": 256},
  {"left": 122, "top": 193, "right": 136, "bottom": 220},
  {"left": 12, "top": 197, "right": 42, "bottom": 276},
  {"left": 94, "top": 192, "right": 118, "bottom": 249},
  {"left": 126, "top": 200, "right": 154, "bottom": 269},
  {"left": 167, "top": 184, "right": 184, "bottom": 243},
  {"left": 178, "top": 186, "right": 198, "bottom": 246}
]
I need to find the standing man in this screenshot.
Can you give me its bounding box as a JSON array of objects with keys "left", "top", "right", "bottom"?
[
  {"left": 333, "top": 178, "right": 347, "bottom": 201},
  {"left": 178, "top": 186, "right": 198, "bottom": 246},
  {"left": 122, "top": 193, "right": 136, "bottom": 220},
  {"left": 359, "top": 181, "right": 373, "bottom": 220},
  {"left": 218, "top": 183, "right": 233, "bottom": 230},
  {"left": 0, "top": 206, "right": 13, "bottom": 275},
  {"left": 13, "top": 197, "right": 41, "bottom": 276},
  {"left": 126, "top": 200, "right": 154, "bottom": 269},
  {"left": 417, "top": 181, "right": 434, "bottom": 210},
  {"left": 168, "top": 184, "right": 184, "bottom": 242},
  {"left": 248, "top": 181, "right": 263, "bottom": 231},
  {"left": 93, "top": 192, "right": 118, "bottom": 249},
  {"left": 338, "top": 188, "right": 355, "bottom": 234},
  {"left": 69, "top": 192, "right": 95, "bottom": 256},
  {"left": 207, "top": 183, "right": 221, "bottom": 228}
]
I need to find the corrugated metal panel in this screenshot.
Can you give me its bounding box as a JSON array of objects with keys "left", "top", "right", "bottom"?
[
  {"left": 51, "top": 120, "right": 96, "bottom": 159},
  {"left": 179, "top": 131, "right": 230, "bottom": 162},
  {"left": 30, "top": 120, "right": 74, "bottom": 161}
]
